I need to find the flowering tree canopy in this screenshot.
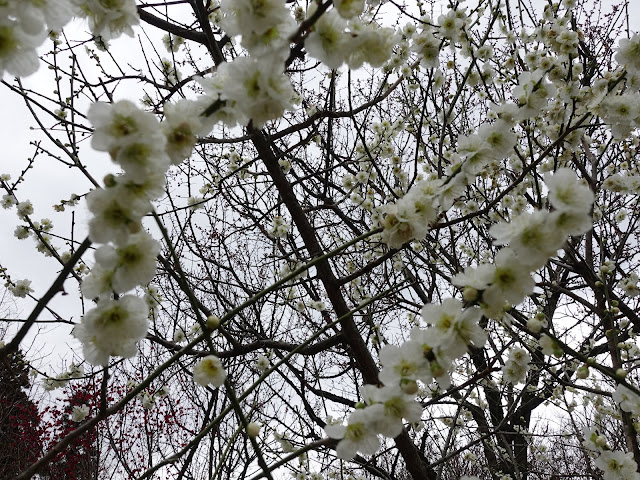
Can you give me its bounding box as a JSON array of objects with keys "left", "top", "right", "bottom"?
[{"left": 2, "top": 0, "right": 640, "bottom": 479}]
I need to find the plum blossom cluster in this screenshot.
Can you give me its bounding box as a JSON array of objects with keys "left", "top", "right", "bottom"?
[
  {"left": 502, "top": 347, "right": 532, "bottom": 385},
  {"left": 453, "top": 168, "right": 594, "bottom": 319},
  {"left": 7, "top": 278, "right": 34, "bottom": 298},
  {"left": 268, "top": 216, "right": 290, "bottom": 238},
  {"left": 379, "top": 118, "right": 517, "bottom": 250},
  {"left": 613, "top": 384, "right": 640, "bottom": 417},
  {"left": 0, "top": 1, "right": 73, "bottom": 77},
  {"left": 219, "top": 0, "right": 295, "bottom": 56},
  {"left": 330, "top": 169, "right": 593, "bottom": 459},
  {"left": 305, "top": 7, "right": 396, "bottom": 70},
  {"left": 196, "top": 57, "right": 295, "bottom": 129},
  {"left": 42, "top": 363, "right": 84, "bottom": 391},
  {"left": 74, "top": 92, "right": 219, "bottom": 366},
  {"left": 603, "top": 173, "right": 640, "bottom": 195},
  {"left": 584, "top": 427, "right": 640, "bottom": 480},
  {"left": 325, "top": 385, "right": 423, "bottom": 459},
  {"left": 326, "top": 297, "right": 487, "bottom": 459},
  {"left": 74, "top": 98, "right": 182, "bottom": 365},
  {"left": 0, "top": 1, "right": 140, "bottom": 79},
  {"left": 72, "top": 0, "right": 139, "bottom": 41},
  {"left": 617, "top": 274, "right": 640, "bottom": 298},
  {"left": 380, "top": 176, "right": 463, "bottom": 249}
]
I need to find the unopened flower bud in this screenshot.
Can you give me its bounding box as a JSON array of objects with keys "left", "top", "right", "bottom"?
[
  {"left": 527, "top": 317, "right": 542, "bottom": 333},
  {"left": 576, "top": 365, "right": 589, "bottom": 379},
  {"left": 595, "top": 435, "right": 608, "bottom": 448},
  {"left": 616, "top": 368, "right": 627, "bottom": 379},
  {"left": 247, "top": 422, "right": 261, "bottom": 438},
  {"left": 401, "top": 379, "right": 419, "bottom": 395},
  {"left": 462, "top": 287, "right": 479, "bottom": 302},
  {"left": 103, "top": 174, "right": 117, "bottom": 188},
  {"left": 206, "top": 315, "right": 220, "bottom": 330}
]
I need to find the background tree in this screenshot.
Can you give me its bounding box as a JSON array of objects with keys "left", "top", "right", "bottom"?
[{"left": 0, "top": 348, "right": 43, "bottom": 478}]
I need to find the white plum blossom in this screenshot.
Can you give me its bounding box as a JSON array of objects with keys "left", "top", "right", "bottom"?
[
  {"left": 9, "top": 279, "right": 33, "bottom": 298},
  {"left": 380, "top": 181, "right": 439, "bottom": 249},
  {"left": 437, "top": 10, "right": 465, "bottom": 42},
  {"left": 550, "top": 169, "right": 592, "bottom": 214},
  {"left": 141, "top": 392, "right": 155, "bottom": 409},
  {"left": 73, "top": 295, "right": 149, "bottom": 366},
  {"left": 110, "top": 232, "right": 160, "bottom": 292},
  {"left": 379, "top": 341, "right": 430, "bottom": 386},
  {"left": 254, "top": 354, "right": 269, "bottom": 372},
  {"left": 600, "top": 94, "right": 640, "bottom": 138},
  {"left": 268, "top": 216, "right": 290, "bottom": 238},
  {"left": 71, "top": 404, "right": 90, "bottom": 423},
  {"left": 88, "top": 100, "right": 160, "bottom": 156},
  {"left": 502, "top": 360, "right": 529, "bottom": 384},
  {"left": 162, "top": 99, "right": 214, "bottom": 164},
  {"left": 111, "top": 136, "right": 170, "bottom": 184},
  {"left": 502, "top": 348, "right": 531, "bottom": 384},
  {"left": 213, "top": 57, "right": 295, "bottom": 128},
  {"left": 489, "top": 211, "right": 566, "bottom": 269},
  {"left": 612, "top": 384, "right": 640, "bottom": 416},
  {"left": 360, "top": 384, "right": 423, "bottom": 438},
  {"left": 305, "top": 10, "right": 350, "bottom": 70},
  {"left": 219, "top": 0, "right": 289, "bottom": 40},
  {"left": 16, "top": 200, "right": 33, "bottom": 220},
  {"left": 617, "top": 274, "right": 640, "bottom": 297},
  {"left": 594, "top": 450, "right": 640, "bottom": 480},
  {"left": 412, "top": 28, "right": 440, "bottom": 68},
  {"left": 1, "top": 193, "right": 16, "bottom": 209},
  {"left": 82, "top": 231, "right": 160, "bottom": 297},
  {"left": 421, "top": 299, "right": 486, "bottom": 358},
  {"left": 333, "top": 0, "right": 365, "bottom": 19},
  {"left": 80, "top": 262, "right": 115, "bottom": 300},
  {"left": 14, "top": 225, "right": 30, "bottom": 240},
  {"left": 86, "top": 186, "right": 151, "bottom": 245},
  {"left": 274, "top": 431, "right": 295, "bottom": 453},
  {"left": 2, "top": 0, "right": 73, "bottom": 35},
  {"left": 483, "top": 248, "right": 536, "bottom": 304},
  {"left": 218, "top": 0, "right": 295, "bottom": 56},
  {"left": 173, "top": 328, "right": 186, "bottom": 343},
  {"left": 193, "top": 355, "right": 227, "bottom": 387},
  {"left": 454, "top": 248, "right": 535, "bottom": 318},
  {"left": 459, "top": 120, "right": 517, "bottom": 178},
  {"left": 583, "top": 426, "right": 608, "bottom": 452},
  {"left": 324, "top": 409, "right": 380, "bottom": 459},
  {"left": 603, "top": 174, "right": 640, "bottom": 194},
  {"left": 72, "top": 0, "right": 140, "bottom": 41},
  {"left": 346, "top": 20, "right": 396, "bottom": 69},
  {"left": 616, "top": 33, "right": 640, "bottom": 75},
  {"left": 539, "top": 334, "right": 562, "bottom": 358},
  {"left": 0, "top": 13, "right": 45, "bottom": 78},
  {"left": 409, "top": 327, "right": 453, "bottom": 388}
]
